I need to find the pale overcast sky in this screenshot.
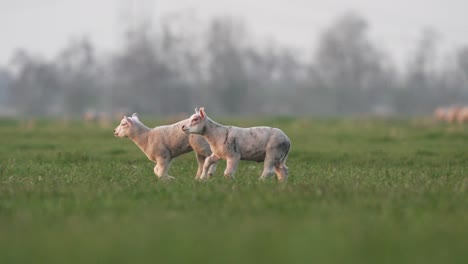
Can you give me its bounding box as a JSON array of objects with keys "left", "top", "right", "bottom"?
[{"left": 0, "top": 0, "right": 467, "bottom": 66}]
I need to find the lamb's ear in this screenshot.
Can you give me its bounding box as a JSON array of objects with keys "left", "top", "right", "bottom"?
[
  {"left": 125, "top": 116, "right": 134, "bottom": 126},
  {"left": 194, "top": 108, "right": 199, "bottom": 114},
  {"left": 199, "top": 107, "right": 206, "bottom": 119},
  {"left": 132, "top": 113, "right": 139, "bottom": 120}
]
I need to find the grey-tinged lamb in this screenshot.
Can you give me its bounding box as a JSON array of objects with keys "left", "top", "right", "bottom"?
[{"left": 181, "top": 108, "right": 290, "bottom": 182}]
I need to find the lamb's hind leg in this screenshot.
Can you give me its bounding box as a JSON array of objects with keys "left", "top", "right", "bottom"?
[
  {"left": 274, "top": 154, "right": 289, "bottom": 182},
  {"left": 259, "top": 156, "right": 275, "bottom": 181}
]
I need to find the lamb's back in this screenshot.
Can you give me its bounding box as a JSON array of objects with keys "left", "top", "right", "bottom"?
[{"left": 149, "top": 122, "right": 192, "bottom": 157}]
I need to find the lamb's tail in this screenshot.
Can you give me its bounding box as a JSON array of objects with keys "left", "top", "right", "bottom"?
[{"left": 279, "top": 140, "right": 290, "bottom": 166}]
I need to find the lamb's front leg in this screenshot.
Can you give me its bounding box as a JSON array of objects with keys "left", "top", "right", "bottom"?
[
  {"left": 224, "top": 157, "right": 240, "bottom": 179},
  {"left": 154, "top": 157, "right": 174, "bottom": 180},
  {"left": 195, "top": 153, "right": 205, "bottom": 180},
  {"left": 200, "top": 154, "right": 220, "bottom": 180}
]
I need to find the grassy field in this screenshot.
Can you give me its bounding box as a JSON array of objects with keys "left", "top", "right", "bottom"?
[{"left": 0, "top": 117, "right": 467, "bottom": 264}]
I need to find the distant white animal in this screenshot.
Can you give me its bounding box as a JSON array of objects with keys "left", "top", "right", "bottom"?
[
  {"left": 114, "top": 113, "right": 217, "bottom": 180},
  {"left": 433, "top": 107, "right": 448, "bottom": 122},
  {"left": 456, "top": 107, "right": 468, "bottom": 124},
  {"left": 83, "top": 110, "right": 98, "bottom": 122},
  {"left": 446, "top": 106, "right": 462, "bottom": 124},
  {"left": 181, "top": 108, "right": 291, "bottom": 182}
]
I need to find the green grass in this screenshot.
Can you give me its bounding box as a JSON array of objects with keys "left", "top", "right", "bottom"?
[{"left": 0, "top": 117, "right": 467, "bottom": 264}]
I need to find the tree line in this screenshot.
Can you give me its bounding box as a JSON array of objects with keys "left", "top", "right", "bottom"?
[{"left": 0, "top": 12, "right": 467, "bottom": 117}]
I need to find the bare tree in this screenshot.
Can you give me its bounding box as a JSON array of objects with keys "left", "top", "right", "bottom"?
[
  {"left": 8, "top": 50, "right": 61, "bottom": 116},
  {"left": 55, "top": 37, "right": 101, "bottom": 115},
  {"left": 0, "top": 68, "right": 10, "bottom": 108},
  {"left": 3, "top": 12, "right": 467, "bottom": 117},
  {"left": 313, "top": 12, "right": 393, "bottom": 115},
  {"left": 111, "top": 22, "right": 195, "bottom": 115},
  {"left": 395, "top": 29, "right": 446, "bottom": 114},
  {"left": 206, "top": 17, "right": 250, "bottom": 114},
  {"left": 245, "top": 45, "right": 307, "bottom": 114},
  {"left": 457, "top": 46, "right": 468, "bottom": 83}
]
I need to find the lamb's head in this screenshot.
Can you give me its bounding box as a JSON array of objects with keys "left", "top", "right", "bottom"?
[
  {"left": 113, "top": 113, "right": 140, "bottom": 138},
  {"left": 182, "top": 107, "right": 207, "bottom": 135}
]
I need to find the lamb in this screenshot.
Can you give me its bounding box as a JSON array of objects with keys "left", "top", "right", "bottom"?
[
  {"left": 181, "top": 108, "right": 291, "bottom": 182},
  {"left": 433, "top": 107, "right": 448, "bottom": 122},
  {"left": 445, "top": 106, "right": 462, "bottom": 124},
  {"left": 113, "top": 113, "right": 217, "bottom": 180},
  {"left": 456, "top": 107, "right": 468, "bottom": 124}
]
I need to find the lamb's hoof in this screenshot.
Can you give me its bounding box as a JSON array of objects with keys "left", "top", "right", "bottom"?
[
  {"left": 197, "top": 174, "right": 210, "bottom": 181},
  {"left": 160, "top": 175, "right": 175, "bottom": 181},
  {"left": 277, "top": 178, "right": 287, "bottom": 183}
]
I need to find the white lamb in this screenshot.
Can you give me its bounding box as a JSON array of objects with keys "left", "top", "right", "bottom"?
[
  {"left": 446, "top": 106, "right": 462, "bottom": 124},
  {"left": 114, "top": 113, "right": 217, "bottom": 180},
  {"left": 456, "top": 107, "right": 468, "bottom": 124},
  {"left": 433, "top": 107, "right": 448, "bottom": 122},
  {"left": 181, "top": 108, "right": 291, "bottom": 182}
]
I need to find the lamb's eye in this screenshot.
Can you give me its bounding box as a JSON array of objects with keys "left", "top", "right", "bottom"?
[{"left": 192, "top": 118, "right": 198, "bottom": 122}]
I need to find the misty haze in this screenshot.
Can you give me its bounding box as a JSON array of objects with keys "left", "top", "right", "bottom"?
[
  {"left": 2, "top": 2, "right": 468, "bottom": 263},
  {"left": 0, "top": 1, "right": 467, "bottom": 118}
]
